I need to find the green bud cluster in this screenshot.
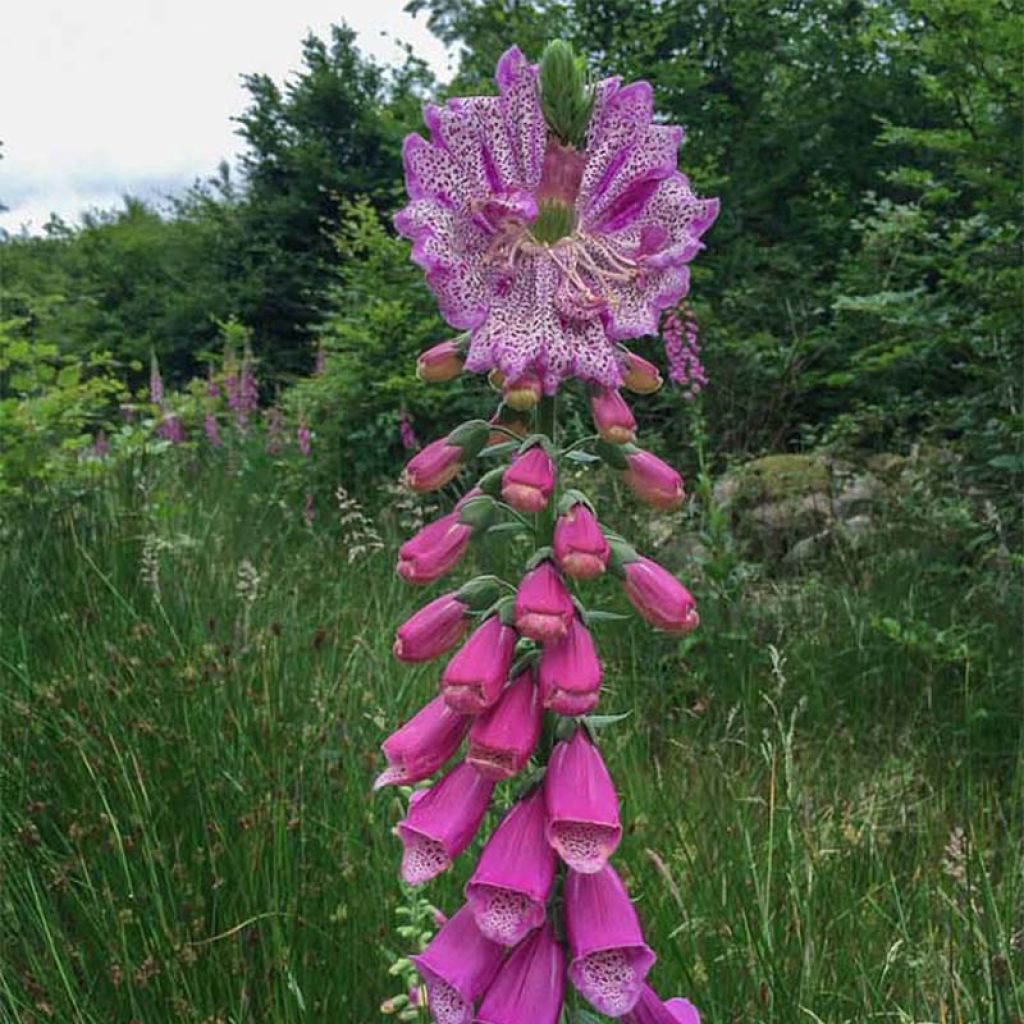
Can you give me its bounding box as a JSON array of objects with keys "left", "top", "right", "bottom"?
[{"left": 539, "top": 40, "right": 595, "bottom": 148}]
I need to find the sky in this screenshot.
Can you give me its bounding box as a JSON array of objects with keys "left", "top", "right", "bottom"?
[{"left": 0, "top": 1, "right": 453, "bottom": 234}]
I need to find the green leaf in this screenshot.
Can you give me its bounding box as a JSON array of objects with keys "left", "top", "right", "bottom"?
[{"left": 564, "top": 450, "right": 601, "bottom": 464}]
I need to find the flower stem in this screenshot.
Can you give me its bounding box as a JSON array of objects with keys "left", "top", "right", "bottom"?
[{"left": 537, "top": 393, "right": 558, "bottom": 545}]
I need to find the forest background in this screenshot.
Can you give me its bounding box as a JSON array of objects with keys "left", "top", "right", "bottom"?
[{"left": 1, "top": 2, "right": 1021, "bottom": 1022}]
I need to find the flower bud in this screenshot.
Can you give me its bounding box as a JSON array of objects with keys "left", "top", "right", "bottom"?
[
  {"left": 622, "top": 352, "right": 663, "bottom": 395},
  {"left": 503, "top": 370, "right": 543, "bottom": 412},
  {"left": 621, "top": 449, "right": 684, "bottom": 510},
  {"left": 501, "top": 446, "right": 555, "bottom": 513},
  {"left": 374, "top": 695, "right": 469, "bottom": 789},
  {"left": 466, "top": 672, "right": 542, "bottom": 780},
  {"left": 590, "top": 388, "right": 636, "bottom": 444},
  {"left": 514, "top": 562, "right": 574, "bottom": 645},
  {"left": 393, "top": 593, "right": 470, "bottom": 662},
  {"left": 621, "top": 556, "right": 699, "bottom": 633},
  {"left": 538, "top": 617, "right": 602, "bottom": 715},
  {"left": 441, "top": 616, "right": 518, "bottom": 714},
  {"left": 553, "top": 503, "right": 609, "bottom": 580},
  {"left": 396, "top": 510, "right": 471, "bottom": 585},
  {"left": 416, "top": 340, "right": 463, "bottom": 383},
  {"left": 402, "top": 421, "right": 489, "bottom": 493}
]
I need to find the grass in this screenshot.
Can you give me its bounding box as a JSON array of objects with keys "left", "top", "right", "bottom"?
[{"left": 1, "top": 449, "right": 1021, "bottom": 1024}]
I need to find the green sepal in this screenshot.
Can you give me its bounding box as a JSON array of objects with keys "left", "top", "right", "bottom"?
[
  {"left": 446, "top": 419, "right": 490, "bottom": 458},
  {"left": 457, "top": 494, "right": 496, "bottom": 531},
  {"left": 509, "top": 646, "right": 541, "bottom": 678},
  {"left": 487, "top": 521, "right": 529, "bottom": 538},
  {"left": 455, "top": 575, "right": 503, "bottom": 610},
  {"left": 554, "top": 716, "right": 581, "bottom": 742},
  {"left": 583, "top": 608, "right": 631, "bottom": 625},
  {"left": 595, "top": 439, "right": 635, "bottom": 469},
  {"left": 583, "top": 711, "right": 632, "bottom": 734},
  {"left": 606, "top": 534, "right": 640, "bottom": 576},
  {"left": 563, "top": 449, "right": 601, "bottom": 465},
  {"left": 556, "top": 488, "right": 595, "bottom": 515},
  {"left": 495, "top": 595, "right": 517, "bottom": 626},
  {"left": 475, "top": 466, "right": 506, "bottom": 496},
  {"left": 526, "top": 546, "right": 554, "bottom": 570},
  {"left": 480, "top": 441, "right": 519, "bottom": 459},
  {"left": 518, "top": 433, "right": 554, "bottom": 455}
]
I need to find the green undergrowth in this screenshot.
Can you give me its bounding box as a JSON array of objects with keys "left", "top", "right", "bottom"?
[{"left": 1, "top": 454, "right": 1020, "bottom": 1024}]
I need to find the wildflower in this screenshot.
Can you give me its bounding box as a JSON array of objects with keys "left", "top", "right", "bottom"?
[
  {"left": 149, "top": 353, "right": 164, "bottom": 405},
  {"left": 264, "top": 407, "right": 284, "bottom": 455},
  {"left": 620, "top": 449, "right": 684, "bottom": 510},
  {"left": 590, "top": 388, "right": 636, "bottom": 444},
  {"left": 621, "top": 555, "right": 699, "bottom": 633},
  {"left": 203, "top": 412, "right": 221, "bottom": 448},
  {"left": 514, "top": 561, "right": 574, "bottom": 645},
  {"left": 297, "top": 416, "right": 312, "bottom": 457},
  {"left": 374, "top": 695, "right": 469, "bottom": 790},
  {"left": 545, "top": 728, "right": 621, "bottom": 873},
  {"left": 410, "top": 905, "right": 504, "bottom": 1024},
  {"left": 565, "top": 864, "right": 655, "bottom": 1015},
  {"left": 156, "top": 414, "right": 185, "bottom": 444},
  {"left": 396, "top": 509, "right": 472, "bottom": 585},
  {"left": 538, "top": 616, "right": 602, "bottom": 715},
  {"left": 626, "top": 987, "right": 702, "bottom": 1024},
  {"left": 466, "top": 671, "right": 542, "bottom": 779},
  {"left": 205, "top": 366, "right": 219, "bottom": 399},
  {"left": 417, "top": 340, "right": 464, "bottom": 383},
  {"left": 395, "top": 46, "right": 717, "bottom": 395},
  {"left": 465, "top": 789, "right": 556, "bottom": 945},
  {"left": 440, "top": 615, "right": 518, "bottom": 714},
  {"left": 393, "top": 593, "right": 470, "bottom": 663},
  {"left": 553, "top": 503, "right": 609, "bottom": 580},
  {"left": 622, "top": 352, "right": 663, "bottom": 394},
  {"left": 474, "top": 922, "right": 566, "bottom": 1024},
  {"left": 501, "top": 445, "right": 555, "bottom": 513},
  {"left": 397, "top": 762, "right": 495, "bottom": 885},
  {"left": 662, "top": 305, "right": 707, "bottom": 399},
  {"left": 399, "top": 411, "right": 420, "bottom": 452},
  {"left": 402, "top": 421, "right": 489, "bottom": 493}
]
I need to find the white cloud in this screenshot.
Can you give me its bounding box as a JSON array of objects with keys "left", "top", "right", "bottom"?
[{"left": 0, "top": 0, "right": 452, "bottom": 233}]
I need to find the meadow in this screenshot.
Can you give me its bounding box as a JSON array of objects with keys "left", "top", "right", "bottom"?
[{"left": 1, "top": 445, "right": 1020, "bottom": 1024}]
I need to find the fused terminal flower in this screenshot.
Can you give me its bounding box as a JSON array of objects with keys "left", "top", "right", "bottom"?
[
  {"left": 441, "top": 615, "right": 518, "bottom": 714},
  {"left": 465, "top": 789, "right": 556, "bottom": 945},
  {"left": 410, "top": 904, "right": 504, "bottom": 1024},
  {"left": 622, "top": 351, "right": 663, "bottom": 394},
  {"left": 394, "top": 46, "right": 718, "bottom": 395},
  {"left": 501, "top": 445, "right": 555, "bottom": 513},
  {"left": 417, "top": 340, "right": 465, "bottom": 383},
  {"left": 474, "top": 922, "right": 566, "bottom": 1024},
  {"left": 374, "top": 695, "right": 469, "bottom": 790},
  {"left": 396, "top": 510, "right": 472, "bottom": 585},
  {"left": 466, "top": 671, "right": 543, "bottom": 779},
  {"left": 538, "top": 616, "right": 602, "bottom": 715},
  {"left": 394, "top": 592, "right": 470, "bottom": 662},
  {"left": 565, "top": 864, "right": 656, "bottom": 1016},
  {"left": 544, "top": 727, "right": 621, "bottom": 873},
  {"left": 397, "top": 761, "right": 495, "bottom": 885},
  {"left": 622, "top": 555, "right": 699, "bottom": 633},
  {"left": 514, "top": 561, "right": 574, "bottom": 645},
  {"left": 554, "top": 503, "right": 609, "bottom": 580},
  {"left": 621, "top": 449, "right": 684, "bottom": 510},
  {"left": 626, "top": 987, "right": 701, "bottom": 1024},
  {"left": 590, "top": 388, "right": 637, "bottom": 444}
]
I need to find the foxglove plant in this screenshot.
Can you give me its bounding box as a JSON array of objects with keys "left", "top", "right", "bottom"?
[{"left": 380, "top": 40, "right": 715, "bottom": 1020}]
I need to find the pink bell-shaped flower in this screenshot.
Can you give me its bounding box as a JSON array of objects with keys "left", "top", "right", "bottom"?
[
  {"left": 622, "top": 556, "right": 699, "bottom": 633},
  {"left": 410, "top": 904, "right": 504, "bottom": 1024},
  {"left": 466, "top": 671, "right": 543, "bottom": 780},
  {"left": 538, "top": 617, "right": 602, "bottom": 716},
  {"left": 544, "top": 728, "right": 621, "bottom": 873},
  {"left": 590, "top": 388, "right": 637, "bottom": 444},
  {"left": 473, "top": 922, "right": 566, "bottom": 1024},
  {"left": 620, "top": 450, "right": 684, "bottom": 510},
  {"left": 417, "top": 340, "right": 464, "bottom": 383},
  {"left": 397, "top": 761, "right": 495, "bottom": 886},
  {"left": 553, "top": 504, "right": 609, "bottom": 580},
  {"left": 622, "top": 352, "right": 664, "bottom": 395},
  {"left": 403, "top": 437, "right": 464, "bottom": 493},
  {"left": 374, "top": 695, "right": 469, "bottom": 790},
  {"left": 501, "top": 446, "right": 555, "bottom": 513},
  {"left": 441, "top": 616, "right": 518, "bottom": 714},
  {"left": 397, "top": 510, "right": 472, "bottom": 585},
  {"left": 394, "top": 592, "right": 470, "bottom": 662},
  {"left": 565, "top": 865, "right": 656, "bottom": 1016},
  {"left": 465, "top": 789, "right": 556, "bottom": 946},
  {"left": 625, "top": 987, "right": 701, "bottom": 1024},
  {"left": 514, "top": 561, "right": 574, "bottom": 645}
]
